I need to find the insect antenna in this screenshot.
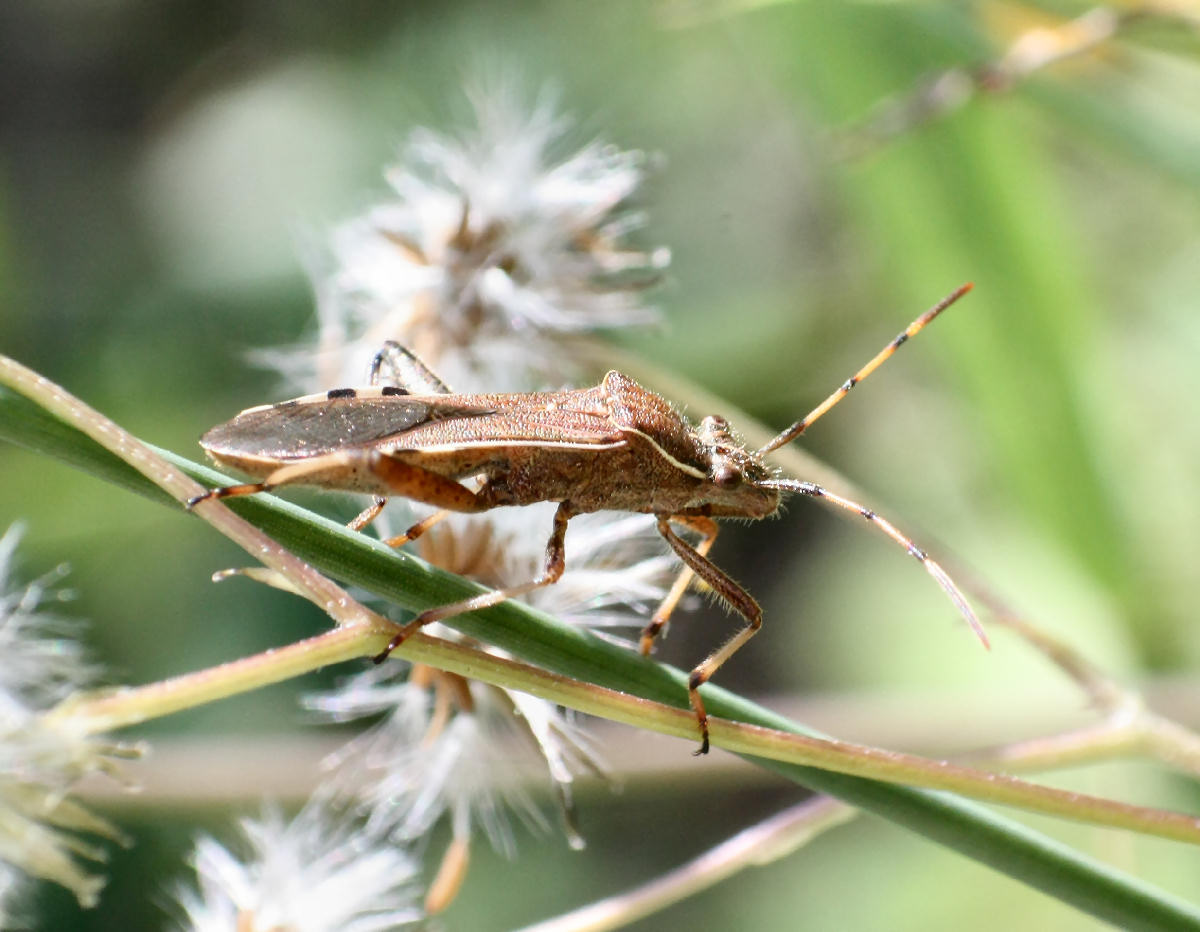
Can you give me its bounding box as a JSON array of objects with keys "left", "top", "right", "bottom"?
[
  {"left": 760, "top": 478, "right": 988, "bottom": 648},
  {"left": 757, "top": 283, "right": 973, "bottom": 456}
]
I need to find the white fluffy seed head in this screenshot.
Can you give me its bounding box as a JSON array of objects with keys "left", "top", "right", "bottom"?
[
  {"left": 256, "top": 80, "right": 666, "bottom": 393},
  {"left": 173, "top": 801, "right": 422, "bottom": 932},
  {"left": 0, "top": 525, "right": 126, "bottom": 909}
]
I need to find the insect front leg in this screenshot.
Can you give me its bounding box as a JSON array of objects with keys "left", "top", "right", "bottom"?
[
  {"left": 656, "top": 515, "right": 762, "bottom": 756},
  {"left": 373, "top": 501, "right": 578, "bottom": 662},
  {"left": 639, "top": 515, "right": 719, "bottom": 655}
]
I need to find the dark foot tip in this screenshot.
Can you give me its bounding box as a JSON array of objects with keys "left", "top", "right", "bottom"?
[{"left": 372, "top": 634, "right": 403, "bottom": 664}]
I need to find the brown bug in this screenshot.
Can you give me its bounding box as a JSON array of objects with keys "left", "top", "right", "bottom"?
[{"left": 190, "top": 283, "right": 983, "bottom": 753}]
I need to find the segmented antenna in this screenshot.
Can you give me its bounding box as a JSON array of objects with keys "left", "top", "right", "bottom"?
[
  {"left": 761, "top": 478, "right": 988, "bottom": 648},
  {"left": 757, "top": 283, "right": 973, "bottom": 456}
]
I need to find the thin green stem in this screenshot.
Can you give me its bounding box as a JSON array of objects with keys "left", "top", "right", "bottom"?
[
  {"left": 47, "top": 625, "right": 388, "bottom": 733},
  {"left": 45, "top": 606, "right": 1200, "bottom": 846},
  {"left": 0, "top": 355, "right": 373, "bottom": 628}
]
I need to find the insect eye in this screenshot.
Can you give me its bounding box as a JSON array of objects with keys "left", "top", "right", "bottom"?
[{"left": 711, "top": 462, "right": 742, "bottom": 488}]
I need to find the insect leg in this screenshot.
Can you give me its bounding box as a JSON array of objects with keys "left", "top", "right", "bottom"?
[
  {"left": 370, "top": 342, "right": 453, "bottom": 394},
  {"left": 347, "top": 496, "right": 389, "bottom": 532},
  {"left": 189, "top": 451, "right": 489, "bottom": 513},
  {"left": 656, "top": 515, "right": 762, "bottom": 755},
  {"left": 348, "top": 498, "right": 451, "bottom": 549},
  {"left": 372, "top": 501, "right": 577, "bottom": 662},
  {"left": 186, "top": 453, "right": 369, "bottom": 507},
  {"left": 353, "top": 475, "right": 481, "bottom": 549},
  {"left": 373, "top": 479, "right": 495, "bottom": 549},
  {"left": 367, "top": 454, "right": 491, "bottom": 512},
  {"left": 639, "top": 515, "right": 719, "bottom": 655},
  {"left": 382, "top": 509, "right": 451, "bottom": 548}
]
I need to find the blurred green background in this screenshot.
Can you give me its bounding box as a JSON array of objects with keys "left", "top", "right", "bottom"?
[{"left": 2, "top": 0, "right": 1199, "bottom": 928}]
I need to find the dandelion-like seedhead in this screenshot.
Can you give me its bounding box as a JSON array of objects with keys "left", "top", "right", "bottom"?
[
  {"left": 0, "top": 525, "right": 125, "bottom": 910},
  {"left": 248, "top": 80, "right": 677, "bottom": 909},
  {"left": 416, "top": 507, "right": 676, "bottom": 630},
  {"left": 0, "top": 863, "right": 25, "bottom": 929},
  {"left": 0, "top": 526, "right": 93, "bottom": 721},
  {"left": 306, "top": 507, "right": 674, "bottom": 860},
  {"left": 310, "top": 671, "right": 548, "bottom": 854},
  {"left": 259, "top": 81, "right": 667, "bottom": 392},
  {"left": 173, "top": 801, "right": 422, "bottom": 932}
]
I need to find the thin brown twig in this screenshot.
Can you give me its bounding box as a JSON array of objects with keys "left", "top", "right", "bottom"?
[
  {"left": 958, "top": 566, "right": 1200, "bottom": 779},
  {"left": 513, "top": 796, "right": 855, "bottom": 932},
  {"left": 833, "top": 3, "right": 1199, "bottom": 163}
]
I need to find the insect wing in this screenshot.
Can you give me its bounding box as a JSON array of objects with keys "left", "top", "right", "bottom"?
[
  {"left": 200, "top": 393, "right": 497, "bottom": 461},
  {"left": 385, "top": 389, "right": 626, "bottom": 452}
]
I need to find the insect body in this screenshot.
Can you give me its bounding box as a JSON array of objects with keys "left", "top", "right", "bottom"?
[{"left": 191, "top": 285, "right": 983, "bottom": 753}]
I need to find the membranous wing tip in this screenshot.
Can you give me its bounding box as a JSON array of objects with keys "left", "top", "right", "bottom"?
[{"left": 201, "top": 391, "right": 495, "bottom": 460}]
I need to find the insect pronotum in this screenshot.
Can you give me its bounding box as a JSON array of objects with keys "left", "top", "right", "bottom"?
[{"left": 190, "top": 283, "right": 983, "bottom": 753}]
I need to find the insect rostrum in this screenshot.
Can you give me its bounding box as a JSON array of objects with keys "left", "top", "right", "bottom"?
[{"left": 190, "top": 285, "right": 983, "bottom": 754}]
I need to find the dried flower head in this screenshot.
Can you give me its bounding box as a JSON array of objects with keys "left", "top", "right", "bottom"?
[
  {"left": 307, "top": 666, "right": 590, "bottom": 915},
  {"left": 259, "top": 81, "right": 667, "bottom": 392},
  {"left": 246, "top": 80, "right": 676, "bottom": 911},
  {"left": 0, "top": 525, "right": 126, "bottom": 910},
  {"left": 173, "top": 800, "right": 422, "bottom": 932},
  {"left": 305, "top": 508, "right": 676, "bottom": 911},
  {"left": 312, "top": 669, "right": 551, "bottom": 849}
]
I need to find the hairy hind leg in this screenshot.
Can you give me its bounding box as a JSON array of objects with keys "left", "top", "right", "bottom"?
[{"left": 188, "top": 450, "right": 487, "bottom": 514}]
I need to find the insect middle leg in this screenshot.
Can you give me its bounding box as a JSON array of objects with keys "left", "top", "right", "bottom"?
[
  {"left": 370, "top": 342, "right": 452, "bottom": 395},
  {"left": 655, "top": 514, "right": 762, "bottom": 755},
  {"left": 373, "top": 501, "right": 578, "bottom": 662},
  {"left": 347, "top": 495, "right": 451, "bottom": 548},
  {"left": 347, "top": 496, "right": 389, "bottom": 532}
]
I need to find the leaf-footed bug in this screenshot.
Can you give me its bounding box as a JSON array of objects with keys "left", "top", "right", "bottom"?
[{"left": 189, "top": 284, "right": 984, "bottom": 753}]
